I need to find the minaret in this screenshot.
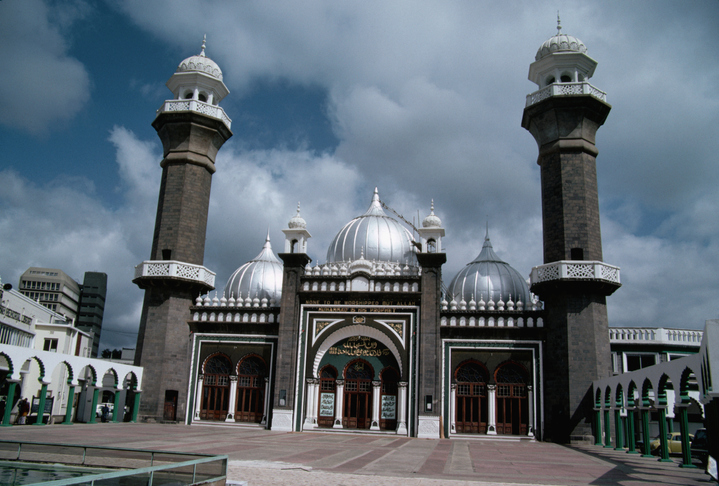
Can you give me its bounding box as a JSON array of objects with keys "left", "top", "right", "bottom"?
[
  {"left": 133, "top": 37, "right": 232, "bottom": 422},
  {"left": 416, "top": 200, "right": 446, "bottom": 437},
  {"left": 522, "top": 20, "right": 621, "bottom": 442}
]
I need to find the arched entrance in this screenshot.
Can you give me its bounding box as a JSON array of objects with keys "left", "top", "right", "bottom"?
[
  {"left": 343, "top": 360, "right": 374, "bottom": 429},
  {"left": 235, "top": 355, "right": 266, "bottom": 423},
  {"left": 455, "top": 360, "right": 489, "bottom": 433},
  {"left": 200, "top": 354, "right": 232, "bottom": 420},
  {"left": 495, "top": 362, "right": 529, "bottom": 435},
  {"left": 317, "top": 365, "right": 337, "bottom": 428}
]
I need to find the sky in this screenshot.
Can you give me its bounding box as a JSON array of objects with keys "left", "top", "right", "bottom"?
[{"left": 1, "top": 0, "right": 718, "bottom": 352}]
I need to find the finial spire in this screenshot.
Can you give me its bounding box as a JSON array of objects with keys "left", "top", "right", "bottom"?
[
  {"left": 430, "top": 199, "right": 435, "bottom": 214},
  {"left": 265, "top": 226, "right": 271, "bottom": 243},
  {"left": 295, "top": 202, "right": 301, "bottom": 216},
  {"left": 556, "top": 12, "right": 562, "bottom": 34},
  {"left": 485, "top": 220, "right": 489, "bottom": 240},
  {"left": 200, "top": 34, "right": 207, "bottom": 57}
]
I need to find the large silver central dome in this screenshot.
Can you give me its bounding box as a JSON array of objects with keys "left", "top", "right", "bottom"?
[
  {"left": 326, "top": 188, "right": 418, "bottom": 265},
  {"left": 447, "top": 232, "right": 531, "bottom": 305}
]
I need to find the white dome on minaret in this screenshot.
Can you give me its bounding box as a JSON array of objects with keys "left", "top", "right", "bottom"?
[
  {"left": 528, "top": 16, "right": 598, "bottom": 90},
  {"left": 163, "top": 35, "right": 230, "bottom": 115}
]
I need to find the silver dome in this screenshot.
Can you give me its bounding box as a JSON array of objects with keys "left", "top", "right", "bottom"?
[
  {"left": 224, "top": 234, "right": 283, "bottom": 302},
  {"left": 535, "top": 18, "right": 588, "bottom": 61},
  {"left": 326, "top": 188, "right": 417, "bottom": 265},
  {"left": 447, "top": 232, "right": 531, "bottom": 305}
]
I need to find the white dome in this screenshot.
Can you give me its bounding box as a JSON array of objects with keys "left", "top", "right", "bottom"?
[
  {"left": 422, "top": 200, "right": 442, "bottom": 228},
  {"left": 326, "top": 188, "right": 417, "bottom": 265},
  {"left": 535, "top": 20, "right": 588, "bottom": 61},
  {"left": 224, "top": 234, "right": 282, "bottom": 303},
  {"left": 288, "top": 203, "right": 307, "bottom": 229},
  {"left": 447, "top": 232, "right": 531, "bottom": 305},
  {"left": 177, "top": 37, "right": 223, "bottom": 80}
]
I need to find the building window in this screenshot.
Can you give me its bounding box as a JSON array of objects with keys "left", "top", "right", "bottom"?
[{"left": 43, "top": 338, "right": 58, "bottom": 352}]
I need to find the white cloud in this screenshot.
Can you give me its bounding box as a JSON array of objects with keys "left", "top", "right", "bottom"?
[{"left": 0, "top": 0, "right": 91, "bottom": 133}]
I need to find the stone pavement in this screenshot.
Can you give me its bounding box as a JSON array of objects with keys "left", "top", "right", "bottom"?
[{"left": 1, "top": 423, "right": 714, "bottom": 486}]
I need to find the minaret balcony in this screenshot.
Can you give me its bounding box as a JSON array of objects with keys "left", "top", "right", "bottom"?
[
  {"left": 526, "top": 82, "right": 607, "bottom": 107},
  {"left": 156, "top": 99, "right": 232, "bottom": 129},
  {"left": 133, "top": 260, "right": 216, "bottom": 291},
  {"left": 530, "top": 260, "right": 620, "bottom": 296}
]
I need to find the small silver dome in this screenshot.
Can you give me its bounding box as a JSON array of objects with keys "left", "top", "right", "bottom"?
[
  {"left": 447, "top": 231, "right": 530, "bottom": 305},
  {"left": 422, "top": 200, "right": 442, "bottom": 228},
  {"left": 288, "top": 202, "right": 307, "bottom": 229},
  {"left": 535, "top": 18, "right": 587, "bottom": 61},
  {"left": 224, "top": 233, "right": 282, "bottom": 302},
  {"left": 326, "top": 188, "right": 417, "bottom": 265}
]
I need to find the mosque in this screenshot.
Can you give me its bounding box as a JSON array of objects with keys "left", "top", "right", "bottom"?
[{"left": 133, "top": 25, "right": 621, "bottom": 443}]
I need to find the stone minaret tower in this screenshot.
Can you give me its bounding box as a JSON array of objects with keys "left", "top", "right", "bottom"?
[
  {"left": 133, "top": 37, "right": 232, "bottom": 422},
  {"left": 522, "top": 20, "right": 621, "bottom": 442}
]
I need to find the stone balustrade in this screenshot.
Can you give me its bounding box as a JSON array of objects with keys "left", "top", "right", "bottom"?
[
  {"left": 525, "top": 81, "right": 607, "bottom": 107},
  {"left": 134, "top": 260, "right": 215, "bottom": 288},
  {"left": 530, "top": 260, "right": 620, "bottom": 285},
  {"left": 609, "top": 327, "right": 703, "bottom": 346},
  {"left": 157, "top": 99, "right": 232, "bottom": 129}
]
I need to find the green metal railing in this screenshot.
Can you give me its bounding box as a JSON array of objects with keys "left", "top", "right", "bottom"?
[{"left": 0, "top": 440, "right": 227, "bottom": 486}]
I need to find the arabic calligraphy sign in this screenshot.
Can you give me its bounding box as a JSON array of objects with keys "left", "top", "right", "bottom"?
[{"left": 328, "top": 336, "right": 391, "bottom": 357}]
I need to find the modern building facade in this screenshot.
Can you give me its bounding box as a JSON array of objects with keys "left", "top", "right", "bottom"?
[
  {"left": 76, "top": 272, "right": 108, "bottom": 358},
  {"left": 135, "top": 28, "right": 632, "bottom": 443},
  {"left": 19, "top": 267, "right": 81, "bottom": 321}
]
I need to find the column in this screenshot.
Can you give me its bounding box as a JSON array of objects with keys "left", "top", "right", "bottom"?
[
  {"left": 304, "top": 379, "right": 318, "bottom": 428},
  {"left": 112, "top": 387, "right": 122, "bottom": 423},
  {"left": 487, "top": 384, "right": 497, "bottom": 435},
  {"left": 677, "top": 405, "right": 696, "bottom": 468},
  {"left": 62, "top": 384, "right": 76, "bottom": 425},
  {"left": 89, "top": 386, "right": 100, "bottom": 424},
  {"left": 1, "top": 381, "right": 18, "bottom": 426},
  {"left": 527, "top": 385, "right": 535, "bottom": 437},
  {"left": 371, "top": 381, "right": 381, "bottom": 431},
  {"left": 614, "top": 409, "right": 624, "bottom": 450},
  {"left": 226, "top": 376, "right": 238, "bottom": 422},
  {"left": 594, "top": 408, "right": 603, "bottom": 446},
  {"left": 131, "top": 391, "right": 141, "bottom": 423},
  {"left": 261, "top": 378, "right": 270, "bottom": 426},
  {"left": 333, "top": 380, "right": 344, "bottom": 428},
  {"left": 450, "top": 384, "right": 457, "bottom": 434},
  {"left": 397, "top": 382, "right": 408, "bottom": 435},
  {"left": 625, "top": 408, "right": 638, "bottom": 453},
  {"left": 640, "top": 408, "right": 652, "bottom": 457},
  {"left": 657, "top": 407, "right": 672, "bottom": 462},
  {"left": 193, "top": 375, "right": 204, "bottom": 421},
  {"left": 603, "top": 409, "right": 611, "bottom": 448},
  {"left": 33, "top": 383, "right": 49, "bottom": 426}
]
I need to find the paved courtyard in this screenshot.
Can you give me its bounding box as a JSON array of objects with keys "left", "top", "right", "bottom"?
[{"left": 0, "top": 423, "right": 713, "bottom": 485}]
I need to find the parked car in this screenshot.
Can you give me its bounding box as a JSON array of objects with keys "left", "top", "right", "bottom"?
[
  {"left": 691, "top": 428, "right": 708, "bottom": 466},
  {"left": 650, "top": 432, "right": 693, "bottom": 455}
]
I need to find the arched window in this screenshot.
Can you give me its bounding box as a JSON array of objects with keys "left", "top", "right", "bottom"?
[
  {"left": 455, "top": 360, "right": 489, "bottom": 434},
  {"left": 317, "top": 365, "right": 337, "bottom": 428},
  {"left": 560, "top": 74, "right": 572, "bottom": 83},
  {"left": 495, "top": 362, "right": 529, "bottom": 435},
  {"left": 343, "top": 360, "right": 374, "bottom": 429},
  {"left": 198, "top": 93, "right": 208, "bottom": 102},
  {"left": 236, "top": 355, "right": 266, "bottom": 423},
  {"left": 427, "top": 239, "right": 436, "bottom": 253},
  {"left": 201, "top": 354, "right": 232, "bottom": 420}
]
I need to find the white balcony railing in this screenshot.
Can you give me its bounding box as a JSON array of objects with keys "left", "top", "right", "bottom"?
[
  {"left": 609, "top": 327, "right": 703, "bottom": 346},
  {"left": 156, "top": 100, "right": 232, "bottom": 129},
  {"left": 134, "top": 260, "right": 215, "bottom": 288},
  {"left": 530, "top": 260, "right": 620, "bottom": 285},
  {"left": 525, "top": 82, "right": 607, "bottom": 107}
]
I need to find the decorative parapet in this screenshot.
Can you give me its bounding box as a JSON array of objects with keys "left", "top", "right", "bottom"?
[
  {"left": 301, "top": 277, "right": 419, "bottom": 293},
  {"left": 530, "top": 260, "right": 620, "bottom": 285},
  {"left": 525, "top": 82, "right": 607, "bottom": 107},
  {"left": 304, "top": 261, "right": 420, "bottom": 278},
  {"left": 440, "top": 315, "right": 543, "bottom": 328},
  {"left": 609, "top": 327, "right": 703, "bottom": 347},
  {"left": 156, "top": 99, "right": 232, "bottom": 129},
  {"left": 134, "top": 260, "right": 215, "bottom": 288}
]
